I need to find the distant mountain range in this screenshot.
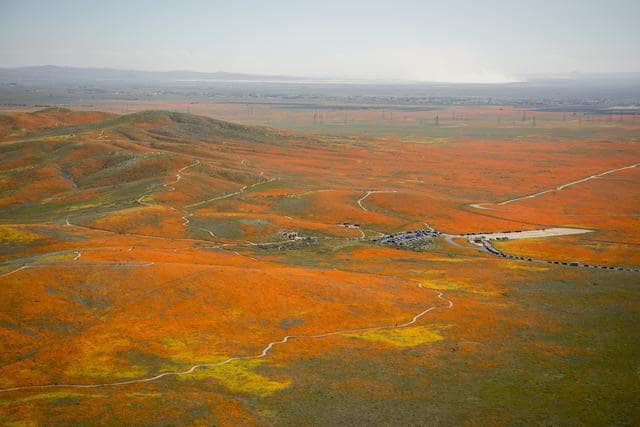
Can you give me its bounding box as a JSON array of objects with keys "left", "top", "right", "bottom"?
[
  {"left": 2, "top": 65, "right": 639, "bottom": 85},
  {"left": 0, "top": 65, "right": 313, "bottom": 83}
]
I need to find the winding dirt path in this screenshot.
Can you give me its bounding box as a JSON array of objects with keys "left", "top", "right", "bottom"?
[
  {"left": 471, "top": 161, "right": 640, "bottom": 210},
  {"left": 442, "top": 234, "right": 464, "bottom": 248},
  {"left": 136, "top": 160, "right": 200, "bottom": 208},
  {"left": 185, "top": 177, "right": 276, "bottom": 209},
  {"left": 0, "top": 265, "right": 32, "bottom": 278},
  {"left": 0, "top": 287, "right": 452, "bottom": 393},
  {"left": 357, "top": 190, "right": 397, "bottom": 212}
]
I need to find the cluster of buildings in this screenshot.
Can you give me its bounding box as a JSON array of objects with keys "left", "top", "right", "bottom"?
[
  {"left": 336, "top": 222, "right": 361, "bottom": 229},
  {"left": 374, "top": 229, "right": 440, "bottom": 246},
  {"left": 282, "top": 231, "right": 302, "bottom": 240}
]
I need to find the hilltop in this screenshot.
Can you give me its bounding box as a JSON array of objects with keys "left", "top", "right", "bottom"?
[
  {"left": 0, "top": 107, "right": 115, "bottom": 138},
  {"left": 89, "top": 110, "right": 283, "bottom": 144},
  {"left": 2, "top": 109, "right": 283, "bottom": 142},
  {"left": 0, "top": 110, "right": 293, "bottom": 225}
]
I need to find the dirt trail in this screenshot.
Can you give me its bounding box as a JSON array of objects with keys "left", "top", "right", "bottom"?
[
  {"left": 357, "top": 190, "right": 397, "bottom": 211},
  {"left": 0, "top": 266, "right": 32, "bottom": 278},
  {"left": 0, "top": 287, "right": 452, "bottom": 393},
  {"left": 185, "top": 177, "right": 276, "bottom": 209},
  {"left": 471, "top": 161, "right": 640, "bottom": 210}
]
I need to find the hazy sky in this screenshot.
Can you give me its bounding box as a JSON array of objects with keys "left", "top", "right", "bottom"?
[{"left": 1, "top": 0, "right": 638, "bottom": 82}]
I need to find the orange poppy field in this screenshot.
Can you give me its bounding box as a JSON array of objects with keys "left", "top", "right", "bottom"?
[{"left": 0, "top": 106, "right": 638, "bottom": 425}]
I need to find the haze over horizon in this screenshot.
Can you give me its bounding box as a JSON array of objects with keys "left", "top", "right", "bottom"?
[{"left": 1, "top": 0, "right": 639, "bottom": 83}]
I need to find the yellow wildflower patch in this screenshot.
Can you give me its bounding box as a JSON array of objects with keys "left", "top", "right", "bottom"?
[
  {"left": 126, "top": 392, "right": 163, "bottom": 399},
  {"left": 0, "top": 226, "right": 40, "bottom": 244},
  {"left": 345, "top": 325, "right": 447, "bottom": 347},
  {"left": 65, "top": 333, "right": 147, "bottom": 379},
  {"left": 422, "top": 280, "right": 462, "bottom": 291},
  {"left": 184, "top": 359, "right": 290, "bottom": 396}
]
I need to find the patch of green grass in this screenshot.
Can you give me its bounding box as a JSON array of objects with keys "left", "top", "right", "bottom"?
[
  {"left": 273, "top": 195, "right": 311, "bottom": 217},
  {"left": 189, "top": 217, "right": 244, "bottom": 240},
  {"left": 0, "top": 179, "right": 157, "bottom": 223}
]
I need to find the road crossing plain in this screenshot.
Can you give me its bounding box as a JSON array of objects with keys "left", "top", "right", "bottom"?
[{"left": 460, "top": 227, "right": 593, "bottom": 241}]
